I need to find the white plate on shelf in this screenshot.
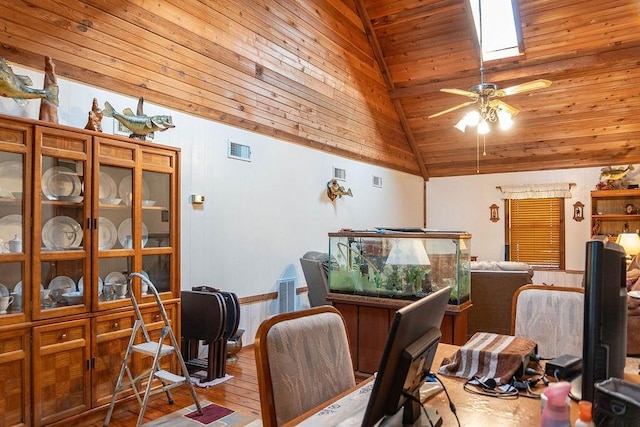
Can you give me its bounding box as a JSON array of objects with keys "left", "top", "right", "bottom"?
[
  {"left": 98, "top": 217, "right": 117, "bottom": 250},
  {"left": 629, "top": 290, "right": 640, "bottom": 299},
  {"left": 14, "top": 281, "right": 44, "bottom": 294},
  {"left": 118, "top": 175, "right": 150, "bottom": 206},
  {"left": 48, "top": 276, "right": 75, "bottom": 302},
  {"left": 99, "top": 171, "right": 118, "bottom": 199},
  {"left": 78, "top": 276, "right": 103, "bottom": 294},
  {"left": 0, "top": 161, "right": 23, "bottom": 195},
  {"left": 0, "top": 283, "right": 8, "bottom": 297},
  {"left": 42, "top": 216, "right": 83, "bottom": 249},
  {"left": 41, "top": 166, "right": 82, "bottom": 200},
  {"left": 105, "top": 271, "right": 127, "bottom": 285},
  {"left": 0, "top": 214, "right": 22, "bottom": 252},
  {"left": 117, "top": 218, "right": 148, "bottom": 248}
]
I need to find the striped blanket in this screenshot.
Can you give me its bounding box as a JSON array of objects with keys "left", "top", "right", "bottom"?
[{"left": 438, "top": 332, "right": 537, "bottom": 384}]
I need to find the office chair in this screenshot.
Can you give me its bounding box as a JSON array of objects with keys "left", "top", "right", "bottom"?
[
  {"left": 511, "top": 284, "right": 584, "bottom": 359},
  {"left": 255, "top": 306, "right": 356, "bottom": 426},
  {"left": 299, "top": 251, "right": 332, "bottom": 307}
]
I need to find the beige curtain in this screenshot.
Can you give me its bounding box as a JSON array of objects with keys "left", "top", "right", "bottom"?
[{"left": 498, "top": 183, "right": 573, "bottom": 199}]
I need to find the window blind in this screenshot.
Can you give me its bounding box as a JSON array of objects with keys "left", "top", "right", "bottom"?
[{"left": 509, "top": 198, "right": 563, "bottom": 268}]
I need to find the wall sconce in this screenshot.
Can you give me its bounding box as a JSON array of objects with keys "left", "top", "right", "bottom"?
[
  {"left": 489, "top": 204, "right": 499, "bottom": 222},
  {"left": 573, "top": 201, "right": 585, "bottom": 222}
]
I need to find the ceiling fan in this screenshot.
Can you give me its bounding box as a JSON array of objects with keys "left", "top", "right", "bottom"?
[{"left": 428, "top": 0, "right": 551, "bottom": 133}]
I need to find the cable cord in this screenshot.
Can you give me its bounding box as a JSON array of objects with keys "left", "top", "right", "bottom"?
[
  {"left": 401, "top": 392, "right": 435, "bottom": 427},
  {"left": 462, "top": 376, "right": 520, "bottom": 399},
  {"left": 431, "top": 373, "right": 462, "bottom": 427}
]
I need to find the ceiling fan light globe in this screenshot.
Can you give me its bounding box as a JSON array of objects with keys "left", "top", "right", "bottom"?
[
  {"left": 465, "top": 110, "right": 480, "bottom": 125},
  {"left": 477, "top": 120, "right": 490, "bottom": 134},
  {"left": 497, "top": 109, "right": 514, "bottom": 130},
  {"left": 454, "top": 118, "right": 468, "bottom": 132}
]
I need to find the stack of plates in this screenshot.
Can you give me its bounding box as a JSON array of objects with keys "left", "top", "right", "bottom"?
[
  {"left": 49, "top": 276, "right": 75, "bottom": 302},
  {"left": 119, "top": 175, "right": 150, "bottom": 206},
  {"left": 98, "top": 217, "right": 117, "bottom": 250},
  {"left": 42, "top": 216, "right": 83, "bottom": 249},
  {"left": 41, "top": 166, "right": 82, "bottom": 201}
]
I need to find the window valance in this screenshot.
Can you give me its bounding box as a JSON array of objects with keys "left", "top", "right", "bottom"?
[{"left": 497, "top": 183, "right": 574, "bottom": 200}]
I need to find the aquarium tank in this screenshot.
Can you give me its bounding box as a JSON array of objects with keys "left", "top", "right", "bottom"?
[{"left": 328, "top": 230, "right": 471, "bottom": 305}]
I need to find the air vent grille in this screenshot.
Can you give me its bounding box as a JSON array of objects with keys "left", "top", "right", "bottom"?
[
  {"left": 372, "top": 175, "right": 383, "bottom": 188},
  {"left": 278, "top": 279, "right": 295, "bottom": 313},
  {"left": 333, "top": 167, "right": 346, "bottom": 181},
  {"left": 228, "top": 140, "right": 251, "bottom": 161}
]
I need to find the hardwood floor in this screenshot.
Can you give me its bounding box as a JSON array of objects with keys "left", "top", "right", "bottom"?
[{"left": 86, "top": 346, "right": 261, "bottom": 426}]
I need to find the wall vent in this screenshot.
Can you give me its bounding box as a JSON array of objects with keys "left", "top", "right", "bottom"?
[
  {"left": 228, "top": 140, "right": 251, "bottom": 161},
  {"left": 333, "top": 167, "right": 346, "bottom": 181},
  {"left": 278, "top": 278, "right": 295, "bottom": 313},
  {"left": 372, "top": 175, "right": 383, "bottom": 188}
]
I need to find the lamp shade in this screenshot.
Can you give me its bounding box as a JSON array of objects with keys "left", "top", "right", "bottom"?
[
  {"left": 386, "top": 239, "right": 430, "bottom": 265},
  {"left": 616, "top": 233, "right": 640, "bottom": 256}
]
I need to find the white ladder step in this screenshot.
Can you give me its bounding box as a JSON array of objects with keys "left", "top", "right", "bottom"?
[
  {"left": 132, "top": 341, "right": 175, "bottom": 357},
  {"left": 155, "top": 369, "right": 186, "bottom": 384}
]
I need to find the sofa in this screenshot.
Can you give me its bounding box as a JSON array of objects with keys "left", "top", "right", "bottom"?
[{"left": 467, "top": 260, "right": 534, "bottom": 339}]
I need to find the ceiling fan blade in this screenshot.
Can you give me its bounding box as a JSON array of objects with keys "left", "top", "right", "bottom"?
[
  {"left": 489, "top": 100, "right": 520, "bottom": 117},
  {"left": 441, "top": 88, "right": 480, "bottom": 98},
  {"left": 496, "top": 79, "right": 552, "bottom": 96},
  {"left": 428, "top": 101, "right": 477, "bottom": 119}
]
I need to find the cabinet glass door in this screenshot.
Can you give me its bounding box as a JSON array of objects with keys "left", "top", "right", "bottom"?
[
  {"left": 97, "top": 165, "right": 133, "bottom": 306},
  {"left": 34, "top": 127, "right": 91, "bottom": 319},
  {"left": 0, "top": 150, "right": 27, "bottom": 321},
  {"left": 141, "top": 170, "right": 172, "bottom": 294}
]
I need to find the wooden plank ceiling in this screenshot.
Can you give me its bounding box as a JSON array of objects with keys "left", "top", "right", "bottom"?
[{"left": 0, "top": 0, "right": 639, "bottom": 178}]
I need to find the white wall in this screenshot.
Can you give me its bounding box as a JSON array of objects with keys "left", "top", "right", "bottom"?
[
  {"left": 426, "top": 166, "right": 640, "bottom": 284},
  {"left": 0, "top": 62, "right": 425, "bottom": 339}
]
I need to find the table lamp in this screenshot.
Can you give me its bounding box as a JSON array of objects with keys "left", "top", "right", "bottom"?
[
  {"left": 615, "top": 232, "right": 640, "bottom": 265},
  {"left": 386, "top": 239, "right": 430, "bottom": 266}
]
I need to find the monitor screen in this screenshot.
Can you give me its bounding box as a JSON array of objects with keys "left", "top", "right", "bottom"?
[
  {"left": 361, "top": 286, "right": 451, "bottom": 427},
  {"left": 575, "top": 239, "right": 627, "bottom": 402}
]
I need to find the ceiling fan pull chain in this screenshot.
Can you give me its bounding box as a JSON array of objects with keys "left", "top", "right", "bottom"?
[{"left": 476, "top": 132, "right": 480, "bottom": 173}]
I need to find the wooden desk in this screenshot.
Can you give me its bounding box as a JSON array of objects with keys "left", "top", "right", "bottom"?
[{"left": 285, "top": 343, "right": 640, "bottom": 426}]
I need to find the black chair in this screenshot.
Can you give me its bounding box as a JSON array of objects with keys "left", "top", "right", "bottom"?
[{"left": 299, "top": 251, "right": 333, "bottom": 307}]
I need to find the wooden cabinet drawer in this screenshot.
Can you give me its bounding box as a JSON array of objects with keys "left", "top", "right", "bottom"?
[
  {"left": 0, "top": 328, "right": 30, "bottom": 427},
  {"left": 95, "top": 311, "right": 135, "bottom": 342},
  {"left": 37, "top": 323, "right": 87, "bottom": 349}
]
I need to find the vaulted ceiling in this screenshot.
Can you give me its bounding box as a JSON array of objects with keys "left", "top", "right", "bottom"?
[
  {"left": 1, "top": 0, "right": 639, "bottom": 179},
  {"left": 359, "top": 0, "right": 640, "bottom": 178}
]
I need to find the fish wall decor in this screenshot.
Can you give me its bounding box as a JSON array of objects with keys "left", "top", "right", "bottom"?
[
  {"left": 103, "top": 100, "right": 174, "bottom": 139},
  {"left": 327, "top": 179, "right": 353, "bottom": 201},
  {"left": 0, "top": 57, "right": 59, "bottom": 107}
]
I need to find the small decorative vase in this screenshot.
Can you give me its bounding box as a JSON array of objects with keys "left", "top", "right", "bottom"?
[{"left": 226, "top": 329, "right": 245, "bottom": 362}]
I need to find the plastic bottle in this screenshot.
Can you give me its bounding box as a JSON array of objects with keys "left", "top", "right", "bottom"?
[
  {"left": 540, "top": 381, "right": 571, "bottom": 427},
  {"left": 575, "top": 400, "right": 595, "bottom": 427}
]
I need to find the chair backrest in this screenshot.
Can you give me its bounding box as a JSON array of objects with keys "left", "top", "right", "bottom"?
[
  {"left": 254, "top": 306, "right": 356, "bottom": 426},
  {"left": 511, "top": 284, "right": 584, "bottom": 359},
  {"left": 299, "top": 253, "right": 331, "bottom": 307}
]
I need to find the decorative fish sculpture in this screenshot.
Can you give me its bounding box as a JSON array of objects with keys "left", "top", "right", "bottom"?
[
  {"left": 327, "top": 179, "right": 353, "bottom": 201},
  {"left": 0, "top": 57, "right": 59, "bottom": 107},
  {"left": 600, "top": 164, "right": 634, "bottom": 181},
  {"left": 103, "top": 101, "right": 174, "bottom": 136}
]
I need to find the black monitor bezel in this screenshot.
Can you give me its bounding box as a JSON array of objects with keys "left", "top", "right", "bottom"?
[{"left": 361, "top": 286, "right": 451, "bottom": 427}]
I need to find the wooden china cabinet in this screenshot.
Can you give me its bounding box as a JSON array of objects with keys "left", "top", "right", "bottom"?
[{"left": 0, "top": 114, "right": 181, "bottom": 427}]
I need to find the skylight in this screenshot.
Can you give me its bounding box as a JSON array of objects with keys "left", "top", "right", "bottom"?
[{"left": 469, "top": 0, "right": 522, "bottom": 61}]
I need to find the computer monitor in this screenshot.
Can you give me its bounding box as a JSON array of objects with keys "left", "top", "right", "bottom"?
[
  {"left": 572, "top": 239, "right": 627, "bottom": 402},
  {"left": 361, "top": 286, "right": 451, "bottom": 427}
]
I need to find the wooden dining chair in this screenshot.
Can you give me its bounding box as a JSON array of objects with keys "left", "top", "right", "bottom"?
[
  {"left": 254, "top": 306, "right": 356, "bottom": 426},
  {"left": 511, "top": 284, "right": 584, "bottom": 359}
]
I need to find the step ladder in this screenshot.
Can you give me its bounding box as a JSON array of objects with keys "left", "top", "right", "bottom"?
[{"left": 103, "top": 273, "right": 202, "bottom": 426}]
